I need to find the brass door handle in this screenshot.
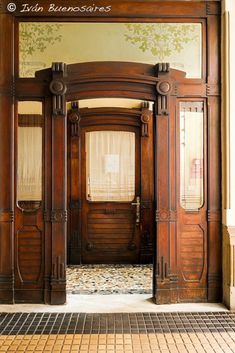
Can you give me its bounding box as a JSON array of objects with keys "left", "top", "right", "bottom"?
[{"left": 131, "top": 196, "right": 140, "bottom": 224}]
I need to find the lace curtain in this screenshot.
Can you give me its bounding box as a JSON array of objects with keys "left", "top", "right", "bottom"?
[
  {"left": 180, "top": 109, "right": 203, "bottom": 209},
  {"left": 17, "top": 127, "right": 42, "bottom": 201},
  {"left": 86, "top": 131, "right": 135, "bottom": 202}
]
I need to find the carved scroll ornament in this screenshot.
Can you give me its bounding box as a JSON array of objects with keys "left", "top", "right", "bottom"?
[
  {"left": 155, "top": 63, "right": 171, "bottom": 116},
  {"left": 49, "top": 62, "right": 67, "bottom": 116}
]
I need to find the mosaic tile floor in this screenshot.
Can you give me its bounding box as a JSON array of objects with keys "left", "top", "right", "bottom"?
[
  {"left": 1, "top": 312, "right": 235, "bottom": 352},
  {"left": 66, "top": 265, "right": 153, "bottom": 294}
]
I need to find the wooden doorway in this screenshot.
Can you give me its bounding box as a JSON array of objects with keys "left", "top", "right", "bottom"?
[
  {"left": 11, "top": 61, "right": 222, "bottom": 305},
  {"left": 0, "top": 0, "right": 222, "bottom": 307},
  {"left": 67, "top": 105, "right": 154, "bottom": 264}
]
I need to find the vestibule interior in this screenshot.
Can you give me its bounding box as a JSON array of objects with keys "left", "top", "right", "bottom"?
[
  {"left": 18, "top": 21, "right": 202, "bottom": 295},
  {"left": 5, "top": 8, "right": 221, "bottom": 304}
]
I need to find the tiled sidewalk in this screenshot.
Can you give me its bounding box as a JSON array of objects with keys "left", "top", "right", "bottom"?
[
  {"left": 1, "top": 312, "right": 235, "bottom": 352},
  {"left": 67, "top": 265, "right": 153, "bottom": 294}
]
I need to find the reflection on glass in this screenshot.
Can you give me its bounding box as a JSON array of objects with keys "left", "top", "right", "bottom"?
[
  {"left": 17, "top": 102, "right": 43, "bottom": 202},
  {"left": 180, "top": 102, "right": 204, "bottom": 210},
  {"left": 86, "top": 131, "right": 135, "bottom": 201}
]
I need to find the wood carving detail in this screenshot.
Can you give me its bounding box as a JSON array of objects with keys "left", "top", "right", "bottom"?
[
  {"left": 51, "top": 210, "right": 67, "bottom": 223},
  {"left": 68, "top": 102, "right": 81, "bottom": 137},
  {"left": 51, "top": 256, "right": 65, "bottom": 281},
  {"left": 157, "top": 256, "right": 170, "bottom": 282},
  {"left": 206, "top": 84, "right": 220, "bottom": 96},
  {"left": 208, "top": 273, "right": 222, "bottom": 285},
  {"left": 206, "top": 3, "right": 220, "bottom": 16},
  {"left": 180, "top": 225, "right": 204, "bottom": 282},
  {"left": 44, "top": 210, "right": 67, "bottom": 222},
  {"left": 141, "top": 102, "right": 151, "bottom": 137},
  {"left": 207, "top": 210, "right": 221, "bottom": 222},
  {"left": 155, "top": 63, "right": 171, "bottom": 116},
  {"left": 49, "top": 62, "right": 67, "bottom": 116},
  {"left": 156, "top": 63, "right": 170, "bottom": 74},
  {"left": 0, "top": 210, "right": 14, "bottom": 222},
  {"left": 17, "top": 226, "right": 42, "bottom": 283},
  {"left": 156, "top": 209, "right": 177, "bottom": 222}
]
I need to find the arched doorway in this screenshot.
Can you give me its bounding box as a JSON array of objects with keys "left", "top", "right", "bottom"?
[{"left": 12, "top": 61, "right": 222, "bottom": 304}]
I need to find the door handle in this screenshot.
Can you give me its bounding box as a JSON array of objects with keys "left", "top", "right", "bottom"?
[{"left": 131, "top": 196, "right": 140, "bottom": 224}]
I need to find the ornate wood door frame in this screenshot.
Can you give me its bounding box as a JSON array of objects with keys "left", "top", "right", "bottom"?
[
  {"left": 67, "top": 104, "right": 154, "bottom": 265},
  {"left": 45, "top": 61, "right": 177, "bottom": 303},
  {"left": 0, "top": 0, "right": 221, "bottom": 305}
]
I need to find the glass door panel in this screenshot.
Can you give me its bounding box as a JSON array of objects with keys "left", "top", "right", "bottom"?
[{"left": 86, "top": 130, "right": 135, "bottom": 202}]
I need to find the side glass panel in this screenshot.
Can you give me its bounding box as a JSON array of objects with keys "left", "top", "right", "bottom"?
[
  {"left": 17, "top": 102, "right": 43, "bottom": 205},
  {"left": 86, "top": 131, "right": 135, "bottom": 202},
  {"left": 180, "top": 102, "right": 204, "bottom": 210}
]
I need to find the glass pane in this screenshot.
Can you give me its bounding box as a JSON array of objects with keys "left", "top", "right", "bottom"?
[
  {"left": 86, "top": 131, "right": 135, "bottom": 201},
  {"left": 17, "top": 102, "right": 43, "bottom": 202},
  {"left": 180, "top": 102, "right": 204, "bottom": 210},
  {"left": 19, "top": 22, "right": 202, "bottom": 78}
]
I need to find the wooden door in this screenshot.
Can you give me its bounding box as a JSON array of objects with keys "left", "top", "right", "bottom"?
[{"left": 68, "top": 106, "right": 154, "bottom": 264}]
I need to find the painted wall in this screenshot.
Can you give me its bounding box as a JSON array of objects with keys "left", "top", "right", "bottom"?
[{"left": 19, "top": 22, "right": 202, "bottom": 78}]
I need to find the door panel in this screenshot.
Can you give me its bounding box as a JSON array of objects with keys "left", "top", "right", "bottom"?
[
  {"left": 68, "top": 106, "right": 154, "bottom": 265},
  {"left": 81, "top": 125, "right": 140, "bottom": 264}
]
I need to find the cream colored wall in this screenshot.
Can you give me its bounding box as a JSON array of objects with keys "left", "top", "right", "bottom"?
[
  {"left": 19, "top": 22, "right": 202, "bottom": 78},
  {"left": 222, "top": 0, "right": 235, "bottom": 309}
]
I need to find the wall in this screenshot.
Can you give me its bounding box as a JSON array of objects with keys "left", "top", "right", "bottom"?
[
  {"left": 19, "top": 22, "right": 202, "bottom": 78},
  {"left": 222, "top": 0, "right": 235, "bottom": 309}
]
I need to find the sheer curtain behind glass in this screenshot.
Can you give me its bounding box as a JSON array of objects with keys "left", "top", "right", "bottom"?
[
  {"left": 17, "top": 102, "right": 43, "bottom": 202},
  {"left": 180, "top": 102, "right": 204, "bottom": 210},
  {"left": 18, "top": 126, "right": 42, "bottom": 201},
  {"left": 86, "top": 131, "right": 135, "bottom": 201}
]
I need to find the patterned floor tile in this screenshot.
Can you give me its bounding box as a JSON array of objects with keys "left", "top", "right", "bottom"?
[{"left": 66, "top": 265, "right": 153, "bottom": 294}]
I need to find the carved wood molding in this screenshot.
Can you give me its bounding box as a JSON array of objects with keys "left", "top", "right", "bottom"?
[
  {"left": 206, "top": 83, "right": 220, "bottom": 96},
  {"left": 157, "top": 256, "right": 169, "bottom": 282},
  {"left": 156, "top": 209, "right": 177, "bottom": 222},
  {"left": 157, "top": 256, "right": 178, "bottom": 284},
  {"left": 206, "top": 2, "right": 221, "bottom": 16},
  {"left": 207, "top": 210, "right": 221, "bottom": 222},
  {"left": 140, "top": 102, "right": 152, "bottom": 137},
  {"left": 68, "top": 101, "right": 81, "bottom": 137},
  {"left": 49, "top": 62, "right": 67, "bottom": 116},
  {"left": 155, "top": 63, "right": 172, "bottom": 116},
  {"left": 208, "top": 273, "right": 222, "bottom": 284},
  {"left": 51, "top": 210, "right": 67, "bottom": 223},
  {"left": 0, "top": 209, "right": 14, "bottom": 222},
  {"left": 51, "top": 256, "right": 66, "bottom": 281},
  {"left": 44, "top": 210, "right": 68, "bottom": 222}
]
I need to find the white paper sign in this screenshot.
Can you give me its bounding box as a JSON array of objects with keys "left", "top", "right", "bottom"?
[{"left": 104, "top": 154, "right": 119, "bottom": 173}]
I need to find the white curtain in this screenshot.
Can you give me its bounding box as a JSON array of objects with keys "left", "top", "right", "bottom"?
[
  {"left": 18, "top": 127, "right": 42, "bottom": 201},
  {"left": 180, "top": 111, "right": 203, "bottom": 209},
  {"left": 86, "top": 131, "right": 135, "bottom": 202}
]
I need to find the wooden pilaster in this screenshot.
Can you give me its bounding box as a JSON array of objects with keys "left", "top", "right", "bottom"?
[
  {"left": 49, "top": 63, "right": 67, "bottom": 304},
  {"left": 207, "top": 14, "right": 222, "bottom": 301},
  {"left": 0, "top": 14, "right": 14, "bottom": 303}
]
